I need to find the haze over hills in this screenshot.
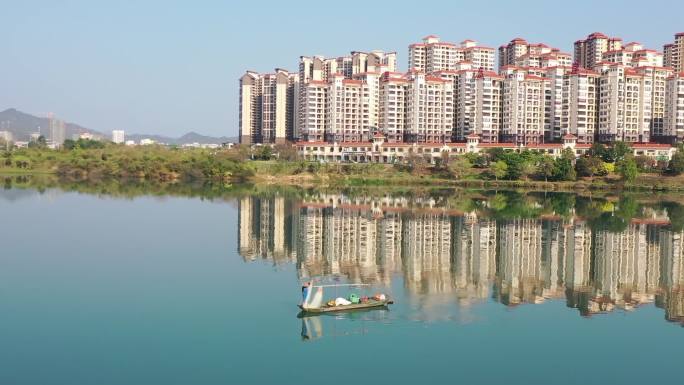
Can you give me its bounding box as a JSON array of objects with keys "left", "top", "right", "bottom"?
[{"left": 0, "top": 108, "right": 236, "bottom": 144}]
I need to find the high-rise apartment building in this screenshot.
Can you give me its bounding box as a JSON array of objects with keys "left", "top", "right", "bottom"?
[
  {"left": 297, "top": 50, "right": 396, "bottom": 141},
  {"left": 543, "top": 66, "right": 571, "bottom": 142},
  {"left": 574, "top": 32, "right": 623, "bottom": 70},
  {"left": 239, "top": 69, "right": 298, "bottom": 144},
  {"left": 437, "top": 65, "right": 502, "bottom": 142},
  {"left": 597, "top": 63, "right": 646, "bottom": 142},
  {"left": 602, "top": 42, "right": 663, "bottom": 68},
  {"left": 409, "top": 36, "right": 495, "bottom": 72},
  {"left": 379, "top": 72, "right": 409, "bottom": 142},
  {"left": 664, "top": 33, "right": 684, "bottom": 73},
  {"left": 499, "top": 38, "right": 570, "bottom": 70},
  {"left": 325, "top": 74, "right": 373, "bottom": 142},
  {"left": 299, "top": 80, "right": 328, "bottom": 141},
  {"left": 664, "top": 72, "right": 684, "bottom": 140},
  {"left": 111, "top": 130, "right": 125, "bottom": 144},
  {"left": 241, "top": 32, "right": 684, "bottom": 148},
  {"left": 561, "top": 66, "right": 599, "bottom": 143},
  {"left": 48, "top": 113, "right": 66, "bottom": 147},
  {"left": 635, "top": 66, "right": 673, "bottom": 140},
  {"left": 0, "top": 130, "right": 12, "bottom": 143},
  {"left": 404, "top": 71, "right": 454, "bottom": 143},
  {"left": 500, "top": 68, "right": 549, "bottom": 145}
]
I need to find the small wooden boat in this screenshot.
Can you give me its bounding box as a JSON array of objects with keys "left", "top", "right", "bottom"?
[
  {"left": 298, "top": 299, "right": 393, "bottom": 314},
  {"left": 299, "top": 282, "right": 393, "bottom": 314}
]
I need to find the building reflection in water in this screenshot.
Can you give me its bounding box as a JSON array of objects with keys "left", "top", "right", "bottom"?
[{"left": 238, "top": 194, "right": 684, "bottom": 326}]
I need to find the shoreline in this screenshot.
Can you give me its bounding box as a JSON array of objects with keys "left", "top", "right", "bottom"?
[{"left": 5, "top": 166, "right": 684, "bottom": 193}]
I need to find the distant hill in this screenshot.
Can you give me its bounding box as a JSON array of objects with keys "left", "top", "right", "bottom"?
[
  {"left": 0, "top": 108, "right": 100, "bottom": 141},
  {"left": 0, "top": 108, "right": 235, "bottom": 144},
  {"left": 127, "top": 132, "right": 237, "bottom": 145}
]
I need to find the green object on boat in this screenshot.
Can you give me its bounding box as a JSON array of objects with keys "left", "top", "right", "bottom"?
[{"left": 349, "top": 293, "right": 360, "bottom": 304}]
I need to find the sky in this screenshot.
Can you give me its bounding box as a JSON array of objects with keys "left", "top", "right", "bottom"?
[{"left": 3, "top": 0, "right": 683, "bottom": 138}]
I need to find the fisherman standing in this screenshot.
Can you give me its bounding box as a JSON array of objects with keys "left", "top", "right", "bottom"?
[{"left": 301, "top": 281, "right": 312, "bottom": 303}]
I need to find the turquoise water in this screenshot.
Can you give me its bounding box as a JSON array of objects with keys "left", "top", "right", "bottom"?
[{"left": 0, "top": 188, "right": 682, "bottom": 385}]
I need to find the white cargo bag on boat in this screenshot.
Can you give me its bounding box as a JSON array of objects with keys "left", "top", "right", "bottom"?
[{"left": 335, "top": 297, "right": 352, "bottom": 306}]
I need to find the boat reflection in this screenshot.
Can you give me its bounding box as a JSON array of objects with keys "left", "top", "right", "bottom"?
[
  {"left": 299, "top": 307, "right": 391, "bottom": 341},
  {"left": 238, "top": 192, "right": 684, "bottom": 326}
]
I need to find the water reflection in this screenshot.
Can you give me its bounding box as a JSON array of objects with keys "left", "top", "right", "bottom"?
[{"left": 238, "top": 193, "right": 684, "bottom": 326}]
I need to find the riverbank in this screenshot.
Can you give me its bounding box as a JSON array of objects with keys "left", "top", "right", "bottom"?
[{"left": 3, "top": 144, "right": 684, "bottom": 192}]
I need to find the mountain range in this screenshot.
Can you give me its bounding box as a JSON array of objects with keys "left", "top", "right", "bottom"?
[{"left": 0, "top": 108, "right": 236, "bottom": 144}]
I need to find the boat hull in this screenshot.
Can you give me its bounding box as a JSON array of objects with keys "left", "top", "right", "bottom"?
[{"left": 298, "top": 300, "right": 393, "bottom": 313}]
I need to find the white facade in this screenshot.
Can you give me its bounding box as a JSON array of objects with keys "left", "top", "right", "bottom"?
[
  {"left": 664, "top": 33, "right": 684, "bottom": 73},
  {"left": 562, "top": 68, "right": 599, "bottom": 143},
  {"left": 500, "top": 69, "right": 548, "bottom": 145},
  {"left": 112, "top": 130, "right": 125, "bottom": 144},
  {"left": 664, "top": 73, "right": 684, "bottom": 140}
]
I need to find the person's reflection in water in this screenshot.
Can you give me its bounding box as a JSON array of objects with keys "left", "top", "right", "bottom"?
[{"left": 300, "top": 316, "right": 323, "bottom": 341}]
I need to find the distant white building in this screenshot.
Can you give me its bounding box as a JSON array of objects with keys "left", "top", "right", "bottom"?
[
  {"left": 79, "top": 132, "right": 94, "bottom": 140},
  {"left": 125, "top": 140, "right": 136, "bottom": 146},
  {"left": 112, "top": 130, "right": 125, "bottom": 144},
  {"left": 0, "top": 130, "right": 12, "bottom": 143},
  {"left": 140, "top": 138, "right": 156, "bottom": 145}
]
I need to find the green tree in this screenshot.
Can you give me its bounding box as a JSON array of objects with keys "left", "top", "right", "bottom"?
[
  {"left": 617, "top": 156, "right": 638, "bottom": 183},
  {"left": 588, "top": 142, "right": 606, "bottom": 158},
  {"left": 603, "top": 141, "right": 631, "bottom": 163},
  {"left": 520, "top": 161, "right": 536, "bottom": 181},
  {"left": 490, "top": 160, "right": 508, "bottom": 181},
  {"left": 448, "top": 156, "right": 472, "bottom": 179},
  {"left": 536, "top": 156, "right": 555, "bottom": 182},
  {"left": 575, "top": 156, "right": 606, "bottom": 178},
  {"left": 552, "top": 149, "right": 576, "bottom": 181},
  {"left": 668, "top": 149, "right": 684, "bottom": 175}
]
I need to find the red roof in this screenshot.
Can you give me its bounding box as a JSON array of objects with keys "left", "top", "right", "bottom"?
[
  {"left": 563, "top": 134, "right": 577, "bottom": 140},
  {"left": 631, "top": 143, "right": 672, "bottom": 148},
  {"left": 342, "top": 79, "right": 362, "bottom": 86},
  {"left": 588, "top": 32, "right": 609, "bottom": 39},
  {"left": 422, "top": 34, "right": 439, "bottom": 40}
]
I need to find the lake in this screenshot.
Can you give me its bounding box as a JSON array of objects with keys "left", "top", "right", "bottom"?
[{"left": 1, "top": 184, "right": 682, "bottom": 385}]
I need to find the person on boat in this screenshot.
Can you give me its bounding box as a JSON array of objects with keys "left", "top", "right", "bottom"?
[{"left": 301, "top": 281, "right": 312, "bottom": 303}]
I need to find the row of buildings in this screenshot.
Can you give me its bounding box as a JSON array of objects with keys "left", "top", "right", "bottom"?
[
  {"left": 239, "top": 32, "right": 684, "bottom": 151},
  {"left": 238, "top": 195, "right": 684, "bottom": 323}
]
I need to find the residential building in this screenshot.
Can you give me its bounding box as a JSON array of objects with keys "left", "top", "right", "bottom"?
[
  {"left": 409, "top": 36, "right": 494, "bottom": 72},
  {"left": 112, "top": 130, "right": 125, "bottom": 144},
  {"left": 499, "top": 38, "right": 570, "bottom": 70},
  {"left": 404, "top": 71, "right": 454, "bottom": 143},
  {"left": 664, "top": 33, "right": 684, "bottom": 72},
  {"left": 0, "top": 130, "right": 12, "bottom": 143},
  {"left": 326, "top": 74, "right": 373, "bottom": 142},
  {"left": 635, "top": 66, "right": 673, "bottom": 140},
  {"left": 379, "top": 72, "right": 409, "bottom": 142},
  {"left": 48, "top": 113, "right": 66, "bottom": 148},
  {"left": 500, "top": 68, "right": 549, "bottom": 145},
  {"left": 442, "top": 66, "right": 502, "bottom": 142},
  {"left": 602, "top": 41, "right": 664, "bottom": 68},
  {"left": 295, "top": 133, "right": 675, "bottom": 164},
  {"left": 239, "top": 69, "right": 298, "bottom": 144},
  {"left": 300, "top": 80, "right": 328, "bottom": 141},
  {"left": 574, "top": 32, "right": 623, "bottom": 70},
  {"left": 544, "top": 66, "right": 571, "bottom": 142},
  {"left": 664, "top": 72, "right": 684, "bottom": 140},
  {"left": 597, "top": 63, "right": 646, "bottom": 142},
  {"left": 561, "top": 66, "right": 599, "bottom": 143}
]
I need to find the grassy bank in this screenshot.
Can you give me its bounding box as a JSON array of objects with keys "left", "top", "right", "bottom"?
[{"left": 3, "top": 143, "right": 684, "bottom": 192}]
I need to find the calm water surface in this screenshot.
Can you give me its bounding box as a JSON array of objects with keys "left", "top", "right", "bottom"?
[{"left": 0, "top": 187, "right": 682, "bottom": 385}]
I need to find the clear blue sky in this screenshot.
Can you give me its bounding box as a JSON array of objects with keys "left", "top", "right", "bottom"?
[{"left": 3, "top": 0, "right": 683, "bottom": 137}]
